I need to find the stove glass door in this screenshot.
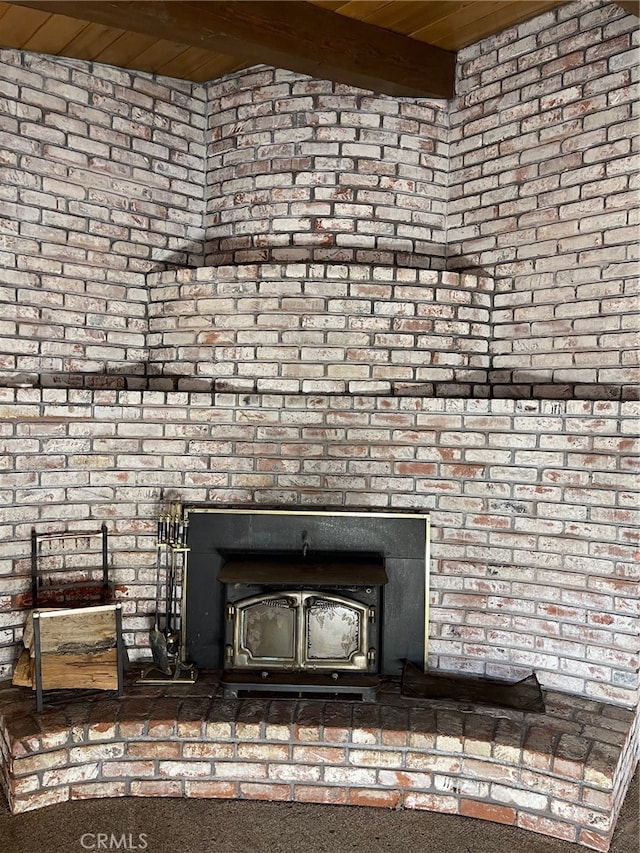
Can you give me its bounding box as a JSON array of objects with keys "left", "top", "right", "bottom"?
[
  {"left": 237, "top": 596, "right": 297, "bottom": 667},
  {"left": 305, "top": 596, "right": 363, "bottom": 664},
  {"left": 230, "top": 590, "right": 372, "bottom": 672}
]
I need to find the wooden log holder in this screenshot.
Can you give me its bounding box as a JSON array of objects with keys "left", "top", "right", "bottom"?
[{"left": 13, "top": 526, "right": 126, "bottom": 710}]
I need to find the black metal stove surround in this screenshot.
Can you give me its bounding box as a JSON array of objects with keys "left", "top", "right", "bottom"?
[{"left": 182, "top": 509, "right": 430, "bottom": 698}]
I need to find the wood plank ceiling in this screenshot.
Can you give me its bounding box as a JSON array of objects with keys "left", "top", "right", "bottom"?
[{"left": 0, "top": 1, "right": 637, "bottom": 99}]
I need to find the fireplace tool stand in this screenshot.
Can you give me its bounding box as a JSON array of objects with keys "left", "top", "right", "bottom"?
[{"left": 137, "top": 503, "right": 197, "bottom": 685}]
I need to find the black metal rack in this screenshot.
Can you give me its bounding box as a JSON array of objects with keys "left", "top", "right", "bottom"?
[{"left": 31, "top": 525, "right": 110, "bottom": 607}]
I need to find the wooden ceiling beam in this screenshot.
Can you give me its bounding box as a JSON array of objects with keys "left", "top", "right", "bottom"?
[
  {"left": 11, "top": 0, "right": 457, "bottom": 99},
  {"left": 616, "top": 1, "right": 638, "bottom": 15}
]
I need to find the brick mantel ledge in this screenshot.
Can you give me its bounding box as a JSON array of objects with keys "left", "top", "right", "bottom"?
[{"left": 0, "top": 674, "right": 637, "bottom": 852}]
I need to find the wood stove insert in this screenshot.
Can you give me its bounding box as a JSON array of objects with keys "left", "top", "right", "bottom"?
[
  {"left": 182, "top": 508, "right": 430, "bottom": 699},
  {"left": 218, "top": 550, "right": 387, "bottom": 698}
]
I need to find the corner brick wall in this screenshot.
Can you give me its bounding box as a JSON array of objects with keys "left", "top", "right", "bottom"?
[
  {"left": 1, "top": 3, "right": 637, "bottom": 399},
  {"left": 1, "top": 390, "right": 638, "bottom": 711},
  {"left": 0, "top": 1, "right": 637, "bottom": 709},
  {"left": 448, "top": 0, "right": 639, "bottom": 397},
  {"left": 0, "top": 49, "right": 206, "bottom": 384},
  {"left": 204, "top": 67, "right": 449, "bottom": 268}
]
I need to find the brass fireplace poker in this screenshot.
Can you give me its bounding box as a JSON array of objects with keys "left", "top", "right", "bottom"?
[{"left": 137, "top": 503, "right": 197, "bottom": 684}]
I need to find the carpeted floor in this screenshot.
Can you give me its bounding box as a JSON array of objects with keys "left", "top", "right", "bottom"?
[{"left": 0, "top": 770, "right": 637, "bottom": 853}]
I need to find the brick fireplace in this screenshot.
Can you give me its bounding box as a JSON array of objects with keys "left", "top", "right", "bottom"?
[{"left": 0, "top": 0, "right": 638, "bottom": 850}]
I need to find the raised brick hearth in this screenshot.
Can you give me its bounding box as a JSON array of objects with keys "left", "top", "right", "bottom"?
[{"left": 0, "top": 675, "right": 637, "bottom": 852}]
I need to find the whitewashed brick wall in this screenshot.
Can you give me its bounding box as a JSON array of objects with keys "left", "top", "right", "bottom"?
[
  {"left": 0, "top": 389, "right": 637, "bottom": 708},
  {"left": 1, "top": 3, "right": 637, "bottom": 397},
  {"left": 205, "top": 67, "right": 449, "bottom": 268},
  {"left": 448, "top": 0, "right": 639, "bottom": 397},
  {"left": 0, "top": 49, "right": 207, "bottom": 384},
  {"left": 146, "top": 264, "right": 492, "bottom": 395},
  {"left": 0, "top": 1, "right": 638, "bottom": 715}
]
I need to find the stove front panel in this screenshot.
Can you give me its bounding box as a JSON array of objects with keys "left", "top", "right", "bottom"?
[{"left": 184, "top": 509, "right": 430, "bottom": 676}]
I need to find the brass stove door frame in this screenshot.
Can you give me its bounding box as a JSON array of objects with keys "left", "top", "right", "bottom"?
[{"left": 228, "top": 589, "right": 373, "bottom": 672}]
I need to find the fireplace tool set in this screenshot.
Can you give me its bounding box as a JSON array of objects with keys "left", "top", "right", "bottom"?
[{"left": 137, "top": 503, "right": 197, "bottom": 684}]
